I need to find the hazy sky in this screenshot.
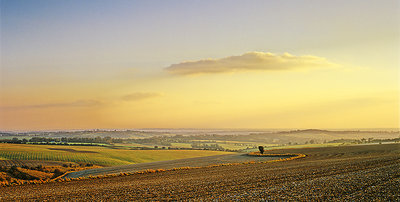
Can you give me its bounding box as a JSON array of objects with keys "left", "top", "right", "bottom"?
[{"left": 1, "top": 0, "right": 399, "bottom": 130}]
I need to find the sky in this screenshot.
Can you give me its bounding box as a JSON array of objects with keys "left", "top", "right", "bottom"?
[{"left": 0, "top": 0, "right": 399, "bottom": 130}]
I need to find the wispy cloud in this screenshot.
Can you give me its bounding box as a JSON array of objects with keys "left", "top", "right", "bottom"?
[
  {"left": 0, "top": 92, "right": 164, "bottom": 111},
  {"left": 0, "top": 100, "right": 103, "bottom": 110},
  {"left": 165, "top": 52, "right": 338, "bottom": 75},
  {"left": 122, "top": 92, "right": 163, "bottom": 101}
]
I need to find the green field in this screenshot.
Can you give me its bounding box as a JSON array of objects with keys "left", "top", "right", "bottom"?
[
  {"left": 170, "top": 143, "right": 192, "bottom": 148},
  {"left": 0, "top": 143, "right": 231, "bottom": 166}
]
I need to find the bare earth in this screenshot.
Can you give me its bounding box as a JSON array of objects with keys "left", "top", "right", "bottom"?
[{"left": 0, "top": 144, "right": 399, "bottom": 201}]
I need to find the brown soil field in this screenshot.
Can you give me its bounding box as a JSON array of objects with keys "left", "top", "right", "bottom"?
[{"left": 0, "top": 143, "right": 398, "bottom": 201}]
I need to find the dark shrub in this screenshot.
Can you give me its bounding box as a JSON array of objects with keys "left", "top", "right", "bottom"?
[
  {"left": 258, "top": 146, "right": 264, "bottom": 154},
  {"left": 52, "top": 169, "right": 64, "bottom": 178}
]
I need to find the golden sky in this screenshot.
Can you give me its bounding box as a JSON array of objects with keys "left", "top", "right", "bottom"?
[{"left": 1, "top": 1, "right": 399, "bottom": 130}]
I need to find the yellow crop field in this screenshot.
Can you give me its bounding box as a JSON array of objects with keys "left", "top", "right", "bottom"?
[
  {"left": 170, "top": 143, "right": 192, "bottom": 148},
  {"left": 0, "top": 144, "right": 231, "bottom": 166}
]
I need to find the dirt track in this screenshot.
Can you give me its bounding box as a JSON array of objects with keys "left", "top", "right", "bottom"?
[{"left": 0, "top": 143, "right": 399, "bottom": 201}]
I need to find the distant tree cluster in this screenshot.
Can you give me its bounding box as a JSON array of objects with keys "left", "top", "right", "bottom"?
[
  {"left": 191, "top": 142, "right": 224, "bottom": 150},
  {"left": 0, "top": 136, "right": 123, "bottom": 144},
  {"left": 328, "top": 137, "right": 400, "bottom": 144},
  {"left": 133, "top": 137, "right": 172, "bottom": 146}
]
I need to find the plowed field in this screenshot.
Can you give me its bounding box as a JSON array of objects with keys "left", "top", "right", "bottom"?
[{"left": 0, "top": 144, "right": 398, "bottom": 201}]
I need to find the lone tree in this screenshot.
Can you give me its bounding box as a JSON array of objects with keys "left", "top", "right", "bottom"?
[{"left": 258, "top": 146, "right": 264, "bottom": 154}]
